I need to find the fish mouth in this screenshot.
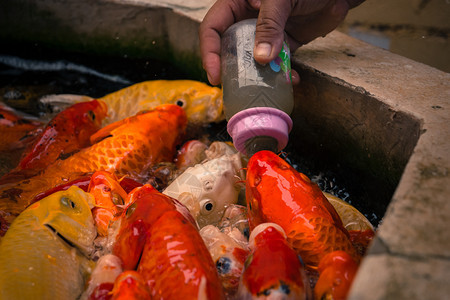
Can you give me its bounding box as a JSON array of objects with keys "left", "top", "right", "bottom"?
[{"left": 45, "top": 224, "right": 82, "bottom": 252}]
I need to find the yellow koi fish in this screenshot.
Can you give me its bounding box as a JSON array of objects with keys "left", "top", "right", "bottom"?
[
  {"left": 40, "top": 80, "right": 224, "bottom": 125},
  {"left": 0, "top": 186, "right": 96, "bottom": 300}
]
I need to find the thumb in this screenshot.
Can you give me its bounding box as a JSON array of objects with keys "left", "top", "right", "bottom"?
[{"left": 253, "top": 0, "right": 293, "bottom": 64}]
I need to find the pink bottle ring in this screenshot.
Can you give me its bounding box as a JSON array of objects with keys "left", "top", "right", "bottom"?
[{"left": 227, "top": 107, "right": 293, "bottom": 155}]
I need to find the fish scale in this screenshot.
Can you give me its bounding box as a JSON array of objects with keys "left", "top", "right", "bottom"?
[{"left": 286, "top": 216, "right": 357, "bottom": 267}]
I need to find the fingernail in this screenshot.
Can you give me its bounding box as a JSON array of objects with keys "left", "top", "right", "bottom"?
[
  {"left": 254, "top": 43, "right": 272, "bottom": 58},
  {"left": 206, "top": 72, "right": 214, "bottom": 85}
]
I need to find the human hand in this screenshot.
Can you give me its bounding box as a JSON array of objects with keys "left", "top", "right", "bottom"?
[{"left": 199, "top": 0, "right": 365, "bottom": 85}]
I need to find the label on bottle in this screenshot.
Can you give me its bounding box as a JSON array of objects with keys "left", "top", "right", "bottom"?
[
  {"left": 236, "top": 26, "right": 269, "bottom": 88},
  {"left": 236, "top": 27, "right": 292, "bottom": 88}
]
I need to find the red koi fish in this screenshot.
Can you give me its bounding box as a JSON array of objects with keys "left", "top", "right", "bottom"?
[
  {"left": 1, "top": 100, "right": 107, "bottom": 184},
  {"left": 314, "top": 251, "right": 359, "bottom": 300},
  {"left": 0, "top": 104, "right": 187, "bottom": 236},
  {"left": 245, "top": 150, "right": 358, "bottom": 269},
  {"left": 112, "top": 185, "right": 224, "bottom": 299},
  {"left": 237, "top": 223, "right": 311, "bottom": 300},
  {"left": 139, "top": 209, "right": 224, "bottom": 299},
  {"left": 110, "top": 271, "right": 151, "bottom": 300},
  {"left": 83, "top": 254, "right": 123, "bottom": 300},
  {"left": 112, "top": 185, "right": 191, "bottom": 270},
  {"left": 88, "top": 171, "right": 130, "bottom": 236}
]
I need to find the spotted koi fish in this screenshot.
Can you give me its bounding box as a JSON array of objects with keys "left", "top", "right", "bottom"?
[{"left": 237, "top": 223, "right": 311, "bottom": 300}]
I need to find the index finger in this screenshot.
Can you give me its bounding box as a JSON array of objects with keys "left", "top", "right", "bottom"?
[{"left": 199, "top": 0, "right": 257, "bottom": 85}]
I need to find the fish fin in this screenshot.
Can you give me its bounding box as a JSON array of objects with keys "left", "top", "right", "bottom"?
[
  {"left": 39, "top": 94, "right": 92, "bottom": 105},
  {"left": 39, "top": 94, "right": 93, "bottom": 116},
  {"left": 89, "top": 120, "right": 125, "bottom": 144},
  {"left": 197, "top": 276, "right": 208, "bottom": 300},
  {"left": 80, "top": 259, "right": 97, "bottom": 279},
  {"left": 178, "top": 192, "right": 200, "bottom": 219}
]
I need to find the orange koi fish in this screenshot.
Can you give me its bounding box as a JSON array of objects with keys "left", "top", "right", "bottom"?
[
  {"left": 237, "top": 223, "right": 311, "bottom": 300},
  {"left": 245, "top": 150, "right": 358, "bottom": 269},
  {"left": 88, "top": 171, "right": 129, "bottom": 236},
  {"left": 112, "top": 185, "right": 224, "bottom": 299},
  {"left": 314, "top": 251, "right": 359, "bottom": 300},
  {"left": 0, "top": 104, "right": 42, "bottom": 152},
  {"left": 15, "top": 99, "right": 107, "bottom": 172},
  {"left": 0, "top": 104, "right": 187, "bottom": 236}
]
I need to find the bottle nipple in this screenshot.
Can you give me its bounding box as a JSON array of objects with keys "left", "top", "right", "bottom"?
[{"left": 244, "top": 136, "right": 278, "bottom": 157}]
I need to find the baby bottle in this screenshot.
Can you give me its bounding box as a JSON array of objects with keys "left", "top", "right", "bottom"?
[{"left": 221, "top": 18, "right": 294, "bottom": 156}]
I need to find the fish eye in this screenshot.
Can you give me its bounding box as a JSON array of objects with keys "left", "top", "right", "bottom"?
[
  {"left": 61, "top": 197, "right": 76, "bottom": 209},
  {"left": 200, "top": 199, "right": 214, "bottom": 215},
  {"left": 280, "top": 283, "right": 291, "bottom": 295},
  {"left": 175, "top": 99, "right": 186, "bottom": 108},
  {"left": 126, "top": 202, "right": 137, "bottom": 218},
  {"left": 87, "top": 110, "right": 96, "bottom": 121},
  {"left": 243, "top": 227, "right": 250, "bottom": 239},
  {"left": 111, "top": 192, "right": 124, "bottom": 206},
  {"left": 244, "top": 253, "right": 253, "bottom": 269},
  {"left": 216, "top": 257, "right": 231, "bottom": 275}
]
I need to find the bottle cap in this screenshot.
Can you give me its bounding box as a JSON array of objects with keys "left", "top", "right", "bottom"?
[{"left": 227, "top": 107, "right": 293, "bottom": 155}]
